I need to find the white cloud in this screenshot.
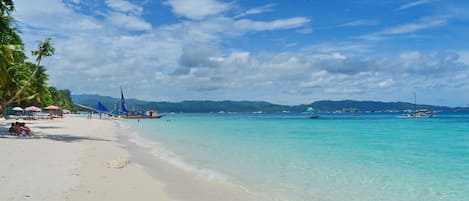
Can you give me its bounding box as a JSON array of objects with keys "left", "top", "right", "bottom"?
[
  {"left": 163, "top": 0, "right": 230, "bottom": 20},
  {"left": 14, "top": 0, "right": 71, "bottom": 27},
  {"left": 458, "top": 51, "right": 469, "bottom": 64},
  {"left": 107, "top": 12, "right": 152, "bottom": 31},
  {"left": 296, "top": 27, "right": 313, "bottom": 34},
  {"left": 400, "top": 51, "right": 422, "bottom": 61},
  {"left": 331, "top": 52, "right": 347, "bottom": 60},
  {"left": 338, "top": 19, "right": 379, "bottom": 27},
  {"left": 234, "top": 3, "right": 275, "bottom": 18},
  {"left": 234, "top": 17, "right": 310, "bottom": 31},
  {"left": 359, "top": 16, "right": 447, "bottom": 40},
  {"left": 106, "top": 0, "right": 143, "bottom": 15},
  {"left": 69, "top": 18, "right": 103, "bottom": 30},
  {"left": 383, "top": 17, "right": 445, "bottom": 34},
  {"left": 170, "top": 44, "right": 469, "bottom": 103},
  {"left": 302, "top": 42, "right": 371, "bottom": 54},
  {"left": 378, "top": 78, "right": 394, "bottom": 88},
  {"left": 398, "top": 0, "right": 435, "bottom": 10},
  {"left": 103, "top": 0, "right": 151, "bottom": 31}
]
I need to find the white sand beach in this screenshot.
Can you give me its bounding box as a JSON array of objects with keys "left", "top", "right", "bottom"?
[
  {"left": 0, "top": 116, "right": 251, "bottom": 201},
  {"left": 0, "top": 116, "right": 176, "bottom": 201}
]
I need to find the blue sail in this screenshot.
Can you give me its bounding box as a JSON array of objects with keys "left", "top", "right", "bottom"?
[
  {"left": 120, "top": 87, "right": 129, "bottom": 114},
  {"left": 95, "top": 101, "right": 109, "bottom": 113}
]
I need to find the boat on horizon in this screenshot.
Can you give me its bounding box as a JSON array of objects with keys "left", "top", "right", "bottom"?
[
  {"left": 404, "top": 109, "right": 434, "bottom": 118},
  {"left": 306, "top": 107, "right": 320, "bottom": 119},
  {"left": 403, "top": 92, "right": 434, "bottom": 118},
  {"left": 119, "top": 87, "right": 164, "bottom": 119}
]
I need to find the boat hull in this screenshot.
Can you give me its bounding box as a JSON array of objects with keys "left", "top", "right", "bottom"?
[{"left": 122, "top": 115, "right": 164, "bottom": 119}]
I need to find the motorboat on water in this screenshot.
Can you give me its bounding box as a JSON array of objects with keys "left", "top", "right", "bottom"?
[
  {"left": 404, "top": 109, "right": 434, "bottom": 118},
  {"left": 306, "top": 107, "right": 320, "bottom": 119},
  {"left": 403, "top": 92, "right": 435, "bottom": 118}
]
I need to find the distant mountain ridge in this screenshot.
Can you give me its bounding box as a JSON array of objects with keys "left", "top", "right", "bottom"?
[
  {"left": 72, "top": 94, "right": 462, "bottom": 113},
  {"left": 310, "top": 100, "right": 450, "bottom": 112}
]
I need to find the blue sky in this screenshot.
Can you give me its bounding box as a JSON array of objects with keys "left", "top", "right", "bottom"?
[{"left": 12, "top": 0, "right": 469, "bottom": 106}]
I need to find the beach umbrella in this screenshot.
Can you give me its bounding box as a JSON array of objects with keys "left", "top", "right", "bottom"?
[
  {"left": 25, "top": 106, "right": 41, "bottom": 112},
  {"left": 44, "top": 105, "right": 60, "bottom": 110},
  {"left": 12, "top": 107, "right": 24, "bottom": 111}
]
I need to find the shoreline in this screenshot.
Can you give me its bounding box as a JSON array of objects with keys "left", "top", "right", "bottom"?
[
  {"left": 117, "top": 124, "right": 253, "bottom": 201},
  {"left": 0, "top": 116, "right": 252, "bottom": 201}
]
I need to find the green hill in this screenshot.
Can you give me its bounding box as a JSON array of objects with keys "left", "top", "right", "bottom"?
[{"left": 72, "top": 94, "right": 458, "bottom": 113}]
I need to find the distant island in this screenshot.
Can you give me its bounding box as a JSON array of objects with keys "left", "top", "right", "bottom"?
[{"left": 72, "top": 94, "right": 468, "bottom": 113}]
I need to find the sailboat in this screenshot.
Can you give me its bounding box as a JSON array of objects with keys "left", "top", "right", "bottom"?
[
  {"left": 120, "top": 87, "right": 164, "bottom": 119},
  {"left": 404, "top": 92, "right": 434, "bottom": 118}
]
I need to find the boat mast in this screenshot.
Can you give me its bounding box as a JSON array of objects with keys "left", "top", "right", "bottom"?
[{"left": 413, "top": 91, "right": 417, "bottom": 111}]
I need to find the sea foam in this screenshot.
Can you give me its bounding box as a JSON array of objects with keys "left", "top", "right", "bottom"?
[
  {"left": 121, "top": 123, "right": 228, "bottom": 182},
  {"left": 127, "top": 132, "right": 152, "bottom": 148},
  {"left": 150, "top": 146, "right": 228, "bottom": 182}
]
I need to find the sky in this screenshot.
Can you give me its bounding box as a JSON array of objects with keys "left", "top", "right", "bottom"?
[{"left": 11, "top": 0, "right": 469, "bottom": 106}]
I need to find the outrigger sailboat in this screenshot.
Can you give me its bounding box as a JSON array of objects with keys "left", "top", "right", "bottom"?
[{"left": 120, "top": 87, "right": 164, "bottom": 119}]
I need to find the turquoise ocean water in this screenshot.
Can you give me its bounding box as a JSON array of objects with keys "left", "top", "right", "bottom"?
[{"left": 125, "top": 113, "right": 469, "bottom": 201}]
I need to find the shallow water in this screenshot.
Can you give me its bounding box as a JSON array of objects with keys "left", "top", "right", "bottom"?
[{"left": 125, "top": 113, "right": 469, "bottom": 201}]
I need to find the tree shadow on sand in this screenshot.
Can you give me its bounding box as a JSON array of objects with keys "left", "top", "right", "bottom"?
[
  {"left": 34, "top": 133, "right": 111, "bottom": 143},
  {"left": 31, "top": 126, "right": 62, "bottom": 129},
  {"left": 1, "top": 122, "right": 110, "bottom": 143},
  {"left": 1, "top": 131, "right": 110, "bottom": 143}
]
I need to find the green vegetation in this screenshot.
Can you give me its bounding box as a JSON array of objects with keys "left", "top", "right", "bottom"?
[
  {"left": 0, "top": 0, "right": 73, "bottom": 116},
  {"left": 48, "top": 87, "right": 74, "bottom": 109}
]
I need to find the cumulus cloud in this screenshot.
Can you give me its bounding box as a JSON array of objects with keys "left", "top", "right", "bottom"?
[
  {"left": 104, "top": 0, "right": 151, "bottom": 31},
  {"left": 14, "top": 0, "right": 78, "bottom": 30},
  {"left": 11, "top": 0, "right": 469, "bottom": 106},
  {"left": 166, "top": 47, "right": 469, "bottom": 105},
  {"left": 179, "top": 45, "right": 221, "bottom": 69},
  {"left": 107, "top": 12, "right": 152, "bottom": 31}
]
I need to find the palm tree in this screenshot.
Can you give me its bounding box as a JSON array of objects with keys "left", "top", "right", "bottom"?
[
  {"left": 3, "top": 37, "right": 55, "bottom": 108},
  {"left": 0, "top": 0, "right": 14, "bottom": 14},
  {"left": 1, "top": 62, "right": 36, "bottom": 104},
  {"left": 28, "top": 64, "right": 53, "bottom": 107},
  {"left": 0, "top": 1, "right": 59, "bottom": 115},
  {"left": 0, "top": 0, "right": 19, "bottom": 89},
  {"left": 0, "top": 0, "right": 28, "bottom": 113}
]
